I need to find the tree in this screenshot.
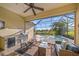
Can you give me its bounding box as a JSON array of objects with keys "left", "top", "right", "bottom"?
[{"left": 52, "top": 22, "right": 66, "bottom": 35}]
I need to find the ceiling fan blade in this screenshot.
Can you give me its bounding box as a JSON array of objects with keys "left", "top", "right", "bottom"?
[
  {"left": 24, "top": 3, "right": 30, "bottom": 6},
  {"left": 30, "top": 3, "right": 34, "bottom": 6},
  {"left": 33, "top": 6, "right": 44, "bottom": 11},
  {"left": 24, "top": 3, "right": 34, "bottom": 7},
  {"left": 32, "top": 8, "right": 36, "bottom": 16},
  {"left": 24, "top": 7, "right": 31, "bottom": 13}
]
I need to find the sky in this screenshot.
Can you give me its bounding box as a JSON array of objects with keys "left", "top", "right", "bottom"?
[{"left": 32, "top": 13, "right": 74, "bottom": 30}]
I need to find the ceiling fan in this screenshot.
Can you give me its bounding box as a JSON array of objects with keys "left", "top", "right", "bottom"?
[{"left": 24, "top": 3, "right": 44, "bottom": 16}]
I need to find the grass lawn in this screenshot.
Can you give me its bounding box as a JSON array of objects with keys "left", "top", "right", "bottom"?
[
  {"left": 65, "top": 31, "right": 74, "bottom": 37},
  {"left": 36, "top": 30, "right": 74, "bottom": 38},
  {"left": 68, "top": 31, "right": 74, "bottom": 37}
]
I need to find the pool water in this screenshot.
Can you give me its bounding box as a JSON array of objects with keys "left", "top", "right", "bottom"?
[
  {"left": 36, "top": 35, "right": 74, "bottom": 44},
  {"left": 39, "top": 35, "right": 64, "bottom": 41}
]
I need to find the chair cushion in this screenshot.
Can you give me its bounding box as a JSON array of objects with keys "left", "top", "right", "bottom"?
[
  {"left": 66, "top": 44, "right": 79, "bottom": 53},
  {"left": 55, "top": 44, "right": 62, "bottom": 52}
]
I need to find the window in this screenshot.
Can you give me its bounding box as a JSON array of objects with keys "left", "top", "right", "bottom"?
[
  {"left": 32, "top": 13, "right": 75, "bottom": 41},
  {"left": 0, "top": 20, "right": 5, "bottom": 29}
]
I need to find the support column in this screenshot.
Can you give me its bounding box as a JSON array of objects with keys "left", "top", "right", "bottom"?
[
  {"left": 75, "top": 4, "right": 79, "bottom": 45},
  {"left": 67, "top": 17, "right": 68, "bottom": 36}
]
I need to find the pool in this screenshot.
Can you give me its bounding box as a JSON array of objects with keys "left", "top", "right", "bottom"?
[{"left": 36, "top": 35, "right": 74, "bottom": 44}]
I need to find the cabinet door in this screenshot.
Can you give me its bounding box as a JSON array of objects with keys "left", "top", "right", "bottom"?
[
  {"left": 38, "top": 47, "right": 46, "bottom": 56},
  {"left": 0, "top": 37, "right": 5, "bottom": 49}
]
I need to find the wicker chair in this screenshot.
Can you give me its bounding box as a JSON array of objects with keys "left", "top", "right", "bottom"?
[{"left": 59, "top": 49, "right": 79, "bottom": 56}]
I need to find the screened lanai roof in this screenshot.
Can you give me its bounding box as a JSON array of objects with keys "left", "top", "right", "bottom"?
[{"left": 32, "top": 13, "right": 75, "bottom": 30}]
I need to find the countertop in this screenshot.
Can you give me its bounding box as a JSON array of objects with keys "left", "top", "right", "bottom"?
[
  {"left": 26, "top": 46, "right": 38, "bottom": 56},
  {"left": 0, "top": 28, "right": 22, "bottom": 37}
]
